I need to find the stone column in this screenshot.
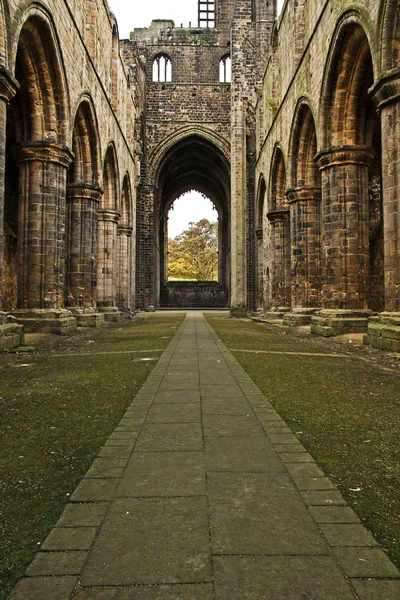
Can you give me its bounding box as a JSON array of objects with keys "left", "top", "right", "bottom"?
[
  {"left": 65, "top": 183, "right": 105, "bottom": 327},
  {"left": 364, "top": 71, "right": 400, "bottom": 351},
  {"left": 117, "top": 223, "right": 133, "bottom": 312},
  {"left": 0, "top": 68, "right": 24, "bottom": 349},
  {"left": 265, "top": 209, "right": 290, "bottom": 320},
  {"left": 0, "top": 67, "right": 19, "bottom": 312},
  {"left": 311, "top": 146, "right": 374, "bottom": 336},
  {"left": 255, "top": 227, "right": 263, "bottom": 311},
  {"left": 97, "top": 208, "right": 121, "bottom": 321},
  {"left": 230, "top": 97, "right": 247, "bottom": 315},
  {"left": 12, "top": 142, "right": 77, "bottom": 334},
  {"left": 283, "top": 187, "right": 321, "bottom": 326}
]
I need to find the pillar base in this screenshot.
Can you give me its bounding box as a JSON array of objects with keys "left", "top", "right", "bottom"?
[
  {"left": 69, "top": 308, "right": 105, "bottom": 328},
  {"left": 0, "top": 312, "right": 24, "bottom": 351},
  {"left": 98, "top": 307, "right": 122, "bottom": 322},
  {"left": 311, "top": 309, "right": 373, "bottom": 337},
  {"left": 363, "top": 312, "right": 400, "bottom": 353},
  {"left": 283, "top": 308, "right": 320, "bottom": 327},
  {"left": 263, "top": 307, "right": 290, "bottom": 321},
  {"left": 12, "top": 309, "right": 77, "bottom": 335}
]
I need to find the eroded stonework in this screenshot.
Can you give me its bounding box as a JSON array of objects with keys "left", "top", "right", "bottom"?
[{"left": 0, "top": 0, "right": 399, "bottom": 352}]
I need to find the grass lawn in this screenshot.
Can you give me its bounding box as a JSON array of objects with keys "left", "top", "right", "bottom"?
[
  {"left": 205, "top": 315, "right": 400, "bottom": 568},
  {"left": 0, "top": 313, "right": 185, "bottom": 600}
]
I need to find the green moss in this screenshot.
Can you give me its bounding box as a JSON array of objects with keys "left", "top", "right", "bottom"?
[
  {"left": 229, "top": 305, "right": 248, "bottom": 318},
  {"left": 205, "top": 315, "right": 400, "bottom": 569},
  {"left": 0, "top": 314, "right": 185, "bottom": 599}
]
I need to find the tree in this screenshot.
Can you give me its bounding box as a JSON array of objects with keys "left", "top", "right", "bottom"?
[{"left": 168, "top": 219, "right": 218, "bottom": 281}]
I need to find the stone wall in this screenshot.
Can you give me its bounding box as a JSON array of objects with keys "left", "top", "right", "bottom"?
[
  {"left": 0, "top": 0, "right": 145, "bottom": 337},
  {"left": 254, "top": 0, "right": 400, "bottom": 346}
]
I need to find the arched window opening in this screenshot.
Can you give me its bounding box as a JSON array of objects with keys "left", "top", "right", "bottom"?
[
  {"left": 167, "top": 191, "right": 219, "bottom": 282},
  {"left": 219, "top": 55, "right": 231, "bottom": 83},
  {"left": 152, "top": 54, "right": 172, "bottom": 83}
]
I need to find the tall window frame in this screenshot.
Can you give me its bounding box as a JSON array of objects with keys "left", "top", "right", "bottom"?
[
  {"left": 198, "top": 1, "right": 215, "bottom": 28},
  {"left": 219, "top": 55, "right": 231, "bottom": 83},
  {"left": 152, "top": 54, "right": 172, "bottom": 83}
]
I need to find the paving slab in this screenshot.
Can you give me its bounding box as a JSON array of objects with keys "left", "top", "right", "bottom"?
[
  {"left": 134, "top": 422, "right": 203, "bottom": 451},
  {"left": 213, "top": 556, "right": 356, "bottom": 600},
  {"left": 205, "top": 436, "right": 285, "bottom": 472},
  {"left": 80, "top": 497, "right": 212, "bottom": 586},
  {"left": 208, "top": 472, "right": 329, "bottom": 555},
  {"left": 146, "top": 402, "right": 201, "bottom": 423},
  {"left": 72, "top": 584, "right": 215, "bottom": 599},
  {"left": 11, "top": 312, "right": 399, "bottom": 599},
  {"left": 116, "top": 451, "right": 206, "bottom": 497},
  {"left": 8, "top": 577, "right": 78, "bottom": 600}
]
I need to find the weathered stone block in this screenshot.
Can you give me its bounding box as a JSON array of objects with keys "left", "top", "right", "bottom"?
[
  {"left": 364, "top": 312, "right": 400, "bottom": 352},
  {"left": 311, "top": 310, "right": 373, "bottom": 337},
  {"left": 69, "top": 308, "right": 106, "bottom": 328},
  {"left": 0, "top": 312, "right": 24, "bottom": 351},
  {"left": 12, "top": 309, "right": 77, "bottom": 336},
  {"left": 283, "top": 308, "right": 319, "bottom": 327},
  {"left": 98, "top": 307, "right": 122, "bottom": 322}
]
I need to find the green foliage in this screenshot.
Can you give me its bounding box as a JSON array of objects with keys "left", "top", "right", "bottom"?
[{"left": 168, "top": 219, "right": 218, "bottom": 281}]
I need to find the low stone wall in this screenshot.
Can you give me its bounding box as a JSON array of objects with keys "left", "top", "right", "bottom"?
[{"left": 160, "top": 282, "right": 228, "bottom": 308}]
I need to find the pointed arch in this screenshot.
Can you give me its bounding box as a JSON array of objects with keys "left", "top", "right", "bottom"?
[
  {"left": 11, "top": 5, "right": 70, "bottom": 144},
  {"left": 289, "top": 99, "right": 320, "bottom": 189},
  {"left": 379, "top": 0, "right": 400, "bottom": 71},
  {"left": 320, "top": 12, "right": 376, "bottom": 148},
  {"left": 102, "top": 143, "right": 120, "bottom": 211},
  {"left": 69, "top": 95, "right": 101, "bottom": 185},
  {"left": 269, "top": 145, "right": 287, "bottom": 211},
  {"left": 121, "top": 172, "right": 132, "bottom": 226}
]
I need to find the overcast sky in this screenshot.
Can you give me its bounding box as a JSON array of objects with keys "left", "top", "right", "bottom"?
[{"left": 108, "top": 0, "right": 283, "bottom": 236}]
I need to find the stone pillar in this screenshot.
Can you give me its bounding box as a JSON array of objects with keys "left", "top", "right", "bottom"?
[
  {"left": 97, "top": 208, "right": 121, "bottom": 321},
  {"left": 65, "top": 184, "right": 105, "bottom": 327},
  {"left": 0, "top": 67, "right": 18, "bottom": 312},
  {"left": 117, "top": 223, "right": 133, "bottom": 312},
  {"left": 255, "top": 226, "right": 263, "bottom": 311},
  {"left": 283, "top": 187, "right": 321, "bottom": 327},
  {"left": 364, "top": 71, "right": 400, "bottom": 351},
  {"left": 12, "top": 142, "right": 77, "bottom": 335},
  {"left": 264, "top": 209, "right": 290, "bottom": 320},
  {"left": 230, "top": 97, "right": 247, "bottom": 314},
  {"left": 0, "top": 68, "right": 24, "bottom": 349},
  {"left": 311, "top": 147, "right": 374, "bottom": 336}
]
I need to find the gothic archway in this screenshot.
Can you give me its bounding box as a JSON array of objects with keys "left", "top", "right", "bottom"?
[
  {"left": 267, "top": 146, "right": 290, "bottom": 308},
  {"left": 318, "top": 15, "right": 383, "bottom": 311},
  {"left": 288, "top": 100, "right": 321, "bottom": 309},
  {"left": 66, "top": 98, "right": 102, "bottom": 313},
  {"left": 3, "top": 10, "right": 71, "bottom": 313},
  {"left": 154, "top": 134, "right": 231, "bottom": 308}
]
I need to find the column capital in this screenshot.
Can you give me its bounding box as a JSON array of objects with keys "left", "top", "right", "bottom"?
[
  {"left": 15, "top": 141, "right": 74, "bottom": 168},
  {"left": 66, "top": 183, "right": 103, "bottom": 202},
  {"left": 98, "top": 208, "right": 121, "bottom": 223},
  {"left": 316, "top": 146, "right": 375, "bottom": 170},
  {"left": 286, "top": 186, "right": 322, "bottom": 204},
  {"left": 0, "top": 66, "right": 19, "bottom": 103},
  {"left": 117, "top": 224, "right": 133, "bottom": 236},
  {"left": 370, "top": 68, "right": 400, "bottom": 110},
  {"left": 267, "top": 209, "right": 289, "bottom": 224}
]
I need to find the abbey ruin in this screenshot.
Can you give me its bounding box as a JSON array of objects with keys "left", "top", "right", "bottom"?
[{"left": 0, "top": 0, "right": 399, "bottom": 352}]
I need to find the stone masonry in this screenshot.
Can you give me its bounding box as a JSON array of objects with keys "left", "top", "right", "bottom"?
[{"left": 0, "top": 0, "right": 399, "bottom": 351}]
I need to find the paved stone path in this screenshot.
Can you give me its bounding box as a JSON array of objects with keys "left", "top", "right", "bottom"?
[{"left": 10, "top": 313, "right": 400, "bottom": 599}]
